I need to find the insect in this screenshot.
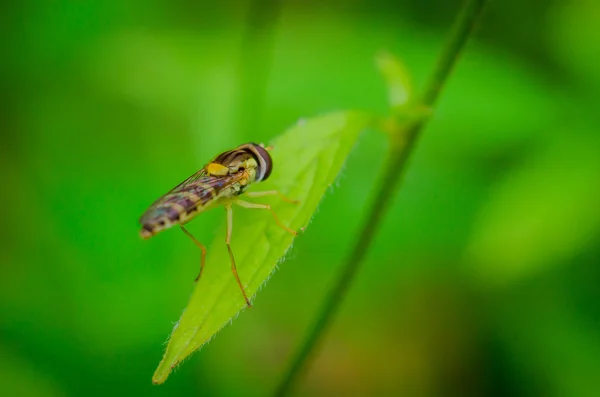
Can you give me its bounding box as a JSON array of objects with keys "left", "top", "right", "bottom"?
[{"left": 139, "top": 143, "right": 298, "bottom": 308}]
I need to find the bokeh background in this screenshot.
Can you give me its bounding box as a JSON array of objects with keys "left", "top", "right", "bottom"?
[{"left": 2, "top": 0, "right": 599, "bottom": 396}]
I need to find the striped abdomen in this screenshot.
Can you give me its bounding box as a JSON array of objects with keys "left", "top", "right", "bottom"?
[{"left": 139, "top": 175, "right": 239, "bottom": 239}]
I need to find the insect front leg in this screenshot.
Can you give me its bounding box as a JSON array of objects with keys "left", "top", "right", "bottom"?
[
  {"left": 180, "top": 225, "right": 206, "bottom": 282},
  {"left": 244, "top": 190, "right": 299, "bottom": 204},
  {"left": 234, "top": 200, "right": 297, "bottom": 236},
  {"left": 225, "top": 203, "right": 252, "bottom": 308}
]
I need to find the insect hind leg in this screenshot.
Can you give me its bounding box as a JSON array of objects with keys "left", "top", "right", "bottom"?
[
  {"left": 180, "top": 225, "right": 207, "bottom": 282},
  {"left": 225, "top": 204, "right": 252, "bottom": 308}
]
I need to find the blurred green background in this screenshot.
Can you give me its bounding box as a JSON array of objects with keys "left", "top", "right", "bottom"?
[{"left": 2, "top": 0, "right": 600, "bottom": 396}]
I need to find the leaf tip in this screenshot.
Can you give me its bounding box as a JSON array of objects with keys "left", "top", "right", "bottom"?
[
  {"left": 151, "top": 371, "right": 168, "bottom": 385},
  {"left": 152, "top": 355, "right": 183, "bottom": 384}
]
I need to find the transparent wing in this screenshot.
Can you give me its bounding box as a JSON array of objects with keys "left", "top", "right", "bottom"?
[
  {"left": 166, "top": 168, "right": 209, "bottom": 195},
  {"left": 139, "top": 171, "right": 241, "bottom": 225}
]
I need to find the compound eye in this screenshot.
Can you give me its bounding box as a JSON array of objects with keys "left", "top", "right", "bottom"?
[{"left": 253, "top": 144, "right": 272, "bottom": 181}]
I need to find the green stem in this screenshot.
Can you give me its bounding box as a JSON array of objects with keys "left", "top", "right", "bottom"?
[{"left": 273, "top": 1, "right": 489, "bottom": 395}]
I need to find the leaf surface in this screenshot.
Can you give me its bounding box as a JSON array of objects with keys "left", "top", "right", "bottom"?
[{"left": 153, "top": 110, "right": 372, "bottom": 384}]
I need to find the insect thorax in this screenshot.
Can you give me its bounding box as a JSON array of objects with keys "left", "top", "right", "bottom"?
[
  {"left": 209, "top": 149, "right": 260, "bottom": 183},
  {"left": 210, "top": 143, "right": 272, "bottom": 183}
]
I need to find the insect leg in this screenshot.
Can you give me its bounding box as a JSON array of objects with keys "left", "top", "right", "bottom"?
[
  {"left": 180, "top": 225, "right": 207, "bottom": 282},
  {"left": 244, "top": 190, "right": 299, "bottom": 204},
  {"left": 225, "top": 204, "right": 252, "bottom": 308},
  {"left": 235, "top": 200, "right": 297, "bottom": 236}
]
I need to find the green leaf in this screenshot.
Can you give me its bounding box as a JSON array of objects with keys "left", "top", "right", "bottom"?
[{"left": 152, "top": 110, "right": 372, "bottom": 384}]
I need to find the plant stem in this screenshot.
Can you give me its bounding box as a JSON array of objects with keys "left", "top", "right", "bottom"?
[{"left": 273, "top": 1, "right": 489, "bottom": 395}]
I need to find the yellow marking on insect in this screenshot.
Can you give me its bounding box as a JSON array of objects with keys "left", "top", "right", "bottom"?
[
  {"left": 206, "top": 162, "right": 229, "bottom": 176},
  {"left": 171, "top": 202, "right": 186, "bottom": 213}
]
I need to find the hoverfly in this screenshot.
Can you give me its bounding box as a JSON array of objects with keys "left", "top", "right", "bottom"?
[{"left": 139, "top": 143, "right": 298, "bottom": 307}]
